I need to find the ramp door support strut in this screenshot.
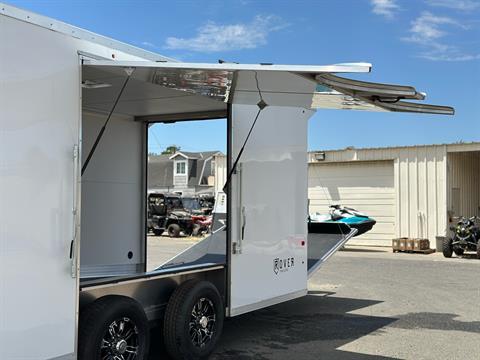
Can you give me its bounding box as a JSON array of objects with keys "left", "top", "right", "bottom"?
[{"left": 81, "top": 67, "right": 135, "bottom": 176}]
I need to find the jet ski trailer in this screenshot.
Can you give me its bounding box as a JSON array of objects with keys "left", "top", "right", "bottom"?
[{"left": 0, "top": 4, "right": 454, "bottom": 360}]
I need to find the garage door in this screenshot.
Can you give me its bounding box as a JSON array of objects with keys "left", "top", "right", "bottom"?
[{"left": 308, "top": 161, "right": 395, "bottom": 246}]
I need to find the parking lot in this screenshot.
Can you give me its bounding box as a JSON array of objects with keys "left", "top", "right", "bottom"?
[
  {"left": 147, "top": 235, "right": 206, "bottom": 271},
  {"left": 149, "top": 240, "right": 480, "bottom": 359}
]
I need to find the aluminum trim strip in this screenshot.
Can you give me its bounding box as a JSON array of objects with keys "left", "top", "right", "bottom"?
[
  {"left": 48, "top": 353, "right": 75, "bottom": 360},
  {"left": 0, "top": 3, "right": 175, "bottom": 62},
  {"left": 135, "top": 110, "right": 227, "bottom": 122},
  {"left": 80, "top": 265, "right": 225, "bottom": 291},
  {"left": 83, "top": 60, "right": 373, "bottom": 74}
]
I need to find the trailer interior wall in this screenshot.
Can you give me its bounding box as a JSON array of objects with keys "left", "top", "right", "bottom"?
[
  {"left": 80, "top": 111, "right": 146, "bottom": 277},
  {"left": 446, "top": 151, "right": 480, "bottom": 220}
]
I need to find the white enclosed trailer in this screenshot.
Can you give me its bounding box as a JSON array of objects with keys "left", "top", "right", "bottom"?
[{"left": 0, "top": 4, "right": 454, "bottom": 360}]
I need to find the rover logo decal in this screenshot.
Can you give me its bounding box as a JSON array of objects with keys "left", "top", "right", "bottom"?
[
  {"left": 273, "top": 257, "right": 294, "bottom": 274},
  {"left": 273, "top": 258, "right": 280, "bottom": 274}
]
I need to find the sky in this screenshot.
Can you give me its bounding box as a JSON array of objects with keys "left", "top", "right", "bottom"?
[{"left": 7, "top": 0, "right": 480, "bottom": 153}]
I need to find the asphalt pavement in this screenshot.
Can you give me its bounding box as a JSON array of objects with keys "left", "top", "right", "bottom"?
[{"left": 148, "top": 242, "right": 480, "bottom": 359}]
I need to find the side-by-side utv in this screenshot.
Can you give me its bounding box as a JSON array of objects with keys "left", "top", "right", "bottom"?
[{"left": 147, "top": 192, "right": 194, "bottom": 237}]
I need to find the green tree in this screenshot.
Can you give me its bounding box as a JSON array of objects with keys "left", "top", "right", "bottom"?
[{"left": 161, "top": 145, "right": 181, "bottom": 155}]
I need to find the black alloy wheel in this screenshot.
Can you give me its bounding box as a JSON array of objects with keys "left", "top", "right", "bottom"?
[
  {"left": 163, "top": 280, "right": 224, "bottom": 360},
  {"left": 79, "top": 296, "right": 149, "bottom": 360}
]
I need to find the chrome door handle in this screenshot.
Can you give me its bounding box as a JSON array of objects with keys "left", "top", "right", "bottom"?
[{"left": 233, "top": 163, "right": 243, "bottom": 254}]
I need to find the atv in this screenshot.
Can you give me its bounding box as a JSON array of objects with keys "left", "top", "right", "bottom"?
[
  {"left": 443, "top": 216, "right": 480, "bottom": 258},
  {"left": 147, "top": 193, "right": 194, "bottom": 237}
]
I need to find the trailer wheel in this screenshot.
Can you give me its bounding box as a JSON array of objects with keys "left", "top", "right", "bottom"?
[
  {"left": 168, "top": 223, "right": 181, "bottom": 237},
  {"left": 163, "top": 280, "right": 224, "bottom": 360},
  {"left": 79, "top": 295, "right": 149, "bottom": 360},
  {"left": 443, "top": 237, "right": 453, "bottom": 258}
]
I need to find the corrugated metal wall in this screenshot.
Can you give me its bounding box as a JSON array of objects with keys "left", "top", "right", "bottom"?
[
  {"left": 394, "top": 146, "right": 447, "bottom": 242},
  {"left": 308, "top": 161, "right": 395, "bottom": 246},
  {"left": 447, "top": 151, "right": 480, "bottom": 219},
  {"left": 309, "top": 145, "right": 449, "bottom": 244}
]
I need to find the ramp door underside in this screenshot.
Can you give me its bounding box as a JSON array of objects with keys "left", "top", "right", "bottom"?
[{"left": 307, "top": 222, "right": 357, "bottom": 277}]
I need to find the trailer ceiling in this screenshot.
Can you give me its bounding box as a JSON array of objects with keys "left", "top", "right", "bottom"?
[
  {"left": 82, "top": 64, "right": 229, "bottom": 118},
  {"left": 82, "top": 60, "right": 454, "bottom": 118}
]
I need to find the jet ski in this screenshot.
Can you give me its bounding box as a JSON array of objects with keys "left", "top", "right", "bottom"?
[{"left": 309, "top": 205, "right": 376, "bottom": 237}]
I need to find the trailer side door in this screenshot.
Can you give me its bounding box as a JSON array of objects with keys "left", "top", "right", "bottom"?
[{"left": 227, "top": 70, "right": 318, "bottom": 316}]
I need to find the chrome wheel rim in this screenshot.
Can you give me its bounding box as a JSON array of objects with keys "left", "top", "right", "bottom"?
[
  {"left": 100, "top": 317, "right": 139, "bottom": 360},
  {"left": 189, "top": 297, "right": 216, "bottom": 348}
]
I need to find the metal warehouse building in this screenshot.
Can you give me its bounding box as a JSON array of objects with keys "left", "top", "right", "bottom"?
[{"left": 308, "top": 142, "right": 480, "bottom": 247}]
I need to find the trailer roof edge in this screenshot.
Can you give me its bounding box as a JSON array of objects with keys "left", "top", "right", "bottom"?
[
  {"left": 83, "top": 59, "right": 373, "bottom": 73},
  {"left": 0, "top": 2, "right": 177, "bottom": 63}
]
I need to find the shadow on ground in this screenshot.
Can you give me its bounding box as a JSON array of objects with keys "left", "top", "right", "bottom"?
[
  {"left": 391, "top": 312, "right": 480, "bottom": 333},
  {"left": 149, "top": 292, "right": 398, "bottom": 359}
]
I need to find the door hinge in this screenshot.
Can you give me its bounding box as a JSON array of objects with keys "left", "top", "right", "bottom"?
[{"left": 232, "top": 242, "right": 242, "bottom": 254}]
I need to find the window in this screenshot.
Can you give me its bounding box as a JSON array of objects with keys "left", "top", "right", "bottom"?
[{"left": 175, "top": 161, "right": 186, "bottom": 175}]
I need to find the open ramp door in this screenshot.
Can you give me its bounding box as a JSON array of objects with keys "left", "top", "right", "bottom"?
[{"left": 307, "top": 222, "right": 357, "bottom": 277}]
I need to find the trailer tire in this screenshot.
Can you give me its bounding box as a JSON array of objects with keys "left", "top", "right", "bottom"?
[
  {"left": 192, "top": 224, "right": 201, "bottom": 236},
  {"left": 163, "top": 280, "right": 224, "bottom": 360},
  {"left": 168, "top": 223, "right": 181, "bottom": 237},
  {"left": 79, "top": 295, "right": 150, "bottom": 360},
  {"left": 442, "top": 237, "right": 453, "bottom": 258}
]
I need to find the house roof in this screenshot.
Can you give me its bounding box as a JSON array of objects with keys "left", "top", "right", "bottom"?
[
  {"left": 169, "top": 151, "right": 222, "bottom": 160},
  {"left": 148, "top": 151, "right": 223, "bottom": 189}
]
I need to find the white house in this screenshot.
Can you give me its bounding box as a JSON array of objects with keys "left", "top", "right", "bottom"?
[{"left": 148, "top": 151, "right": 222, "bottom": 195}]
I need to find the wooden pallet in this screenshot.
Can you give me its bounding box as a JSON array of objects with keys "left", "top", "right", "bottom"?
[
  {"left": 392, "top": 238, "right": 432, "bottom": 253},
  {"left": 393, "top": 248, "right": 436, "bottom": 254}
]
